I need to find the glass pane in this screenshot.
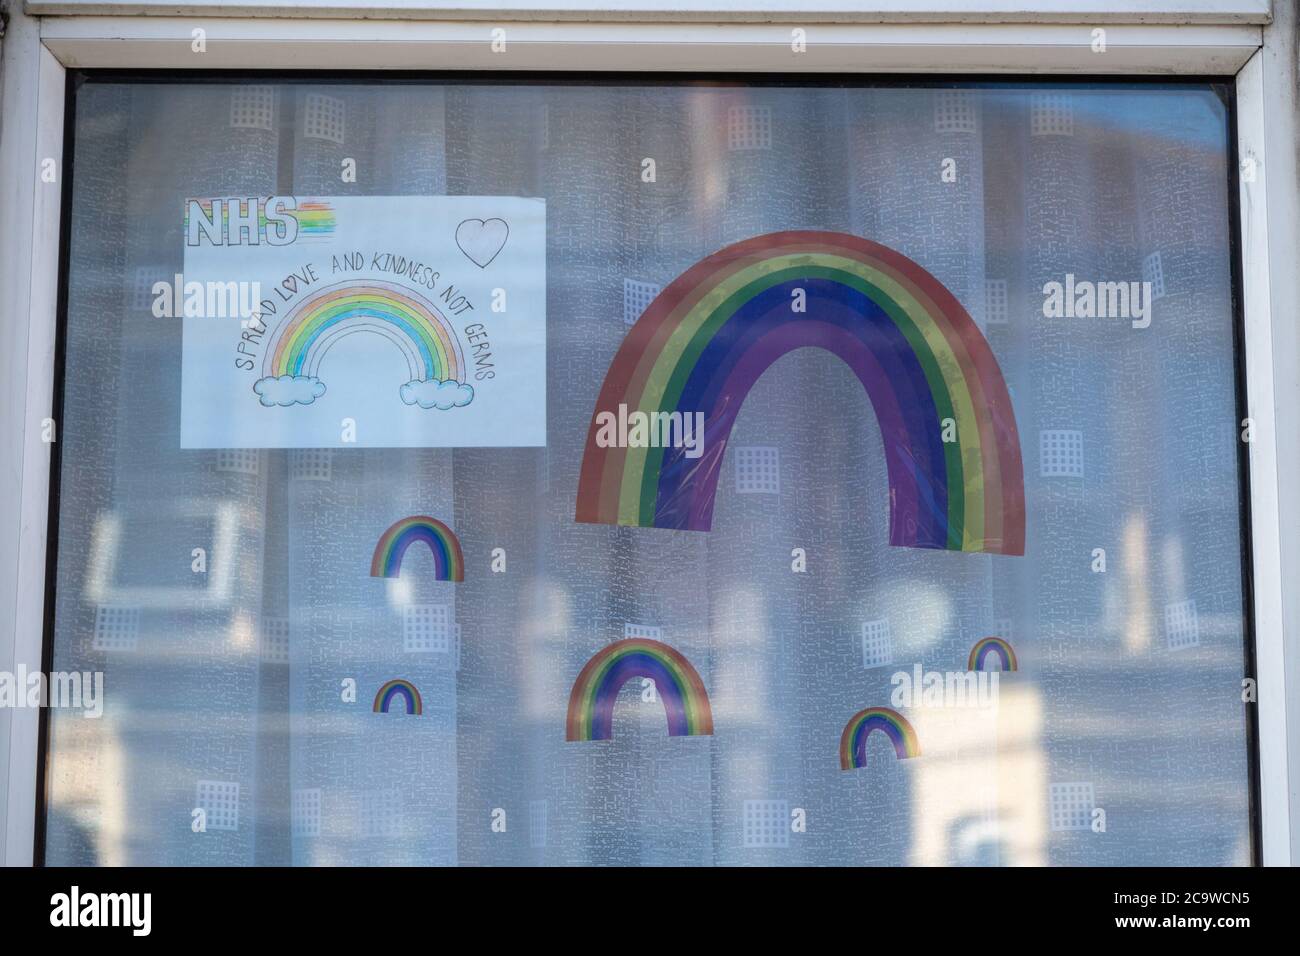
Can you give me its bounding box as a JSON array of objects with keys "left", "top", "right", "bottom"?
[{"left": 44, "top": 79, "right": 1251, "bottom": 866}]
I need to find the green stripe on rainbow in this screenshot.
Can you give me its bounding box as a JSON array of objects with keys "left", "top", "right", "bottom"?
[{"left": 575, "top": 231, "right": 1025, "bottom": 554}]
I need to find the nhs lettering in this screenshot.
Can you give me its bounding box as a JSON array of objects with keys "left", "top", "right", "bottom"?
[{"left": 185, "top": 196, "right": 300, "bottom": 247}]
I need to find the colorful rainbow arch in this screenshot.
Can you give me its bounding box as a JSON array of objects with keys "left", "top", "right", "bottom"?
[
  {"left": 566, "top": 638, "right": 713, "bottom": 742},
  {"left": 575, "top": 231, "right": 1025, "bottom": 554},
  {"left": 370, "top": 516, "right": 464, "bottom": 582},
  {"left": 259, "top": 279, "right": 466, "bottom": 396},
  {"left": 840, "top": 706, "right": 921, "bottom": 770},
  {"left": 373, "top": 679, "right": 423, "bottom": 715},
  {"left": 968, "top": 636, "right": 1018, "bottom": 672}
]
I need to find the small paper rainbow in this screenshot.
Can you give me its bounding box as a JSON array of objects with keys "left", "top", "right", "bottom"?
[
  {"left": 373, "top": 678, "right": 422, "bottom": 715},
  {"left": 370, "top": 516, "right": 464, "bottom": 582},
  {"left": 839, "top": 706, "right": 920, "bottom": 770},
  {"left": 968, "top": 636, "right": 1018, "bottom": 672},
  {"left": 566, "top": 638, "right": 713, "bottom": 742}
]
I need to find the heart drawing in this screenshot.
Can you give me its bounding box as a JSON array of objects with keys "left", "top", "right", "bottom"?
[{"left": 455, "top": 218, "right": 510, "bottom": 269}]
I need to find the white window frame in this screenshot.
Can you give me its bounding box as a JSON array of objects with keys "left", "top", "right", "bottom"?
[{"left": 0, "top": 1, "right": 1293, "bottom": 867}]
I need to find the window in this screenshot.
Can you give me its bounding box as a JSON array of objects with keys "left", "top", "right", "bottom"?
[
  {"left": 261, "top": 616, "right": 291, "bottom": 663},
  {"left": 132, "top": 266, "right": 162, "bottom": 312},
  {"left": 92, "top": 605, "right": 140, "bottom": 653},
  {"left": 1030, "top": 93, "right": 1074, "bottom": 136},
  {"left": 44, "top": 78, "right": 1252, "bottom": 868},
  {"left": 1144, "top": 251, "right": 1167, "bottom": 299},
  {"left": 1049, "top": 782, "right": 1096, "bottom": 832},
  {"left": 985, "top": 278, "right": 1009, "bottom": 326},
  {"left": 403, "top": 605, "right": 454, "bottom": 654},
  {"left": 302, "top": 93, "right": 346, "bottom": 144},
  {"left": 934, "top": 91, "right": 977, "bottom": 133},
  {"left": 735, "top": 446, "right": 780, "bottom": 494},
  {"left": 359, "top": 790, "right": 401, "bottom": 838},
  {"left": 743, "top": 800, "right": 790, "bottom": 848},
  {"left": 529, "top": 800, "right": 548, "bottom": 849},
  {"left": 623, "top": 278, "right": 660, "bottom": 325},
  {"left": 230, "top": 85, "right": 275, "bottom": 131},
  {"left": 860, "top": 620, "right": 893, "bottom": 669},
  {"left": 1040, "top": 430, "right": 1084, "bottom": 479},
  {"left": 292, "top": 788, "right": 322, "bottom": 837},
  {"left": 289, "top": 449, "right": 332, "bottom": 481},
  {"left": 624, "top": 622, "right": 662, "bottom": 641},
  {"left": 1166, "top": 599, "right": 1201, "bottom": 651},
  {"left": 727, "top": 105, "right": 772, "bottom": 151},
  {"left": 196, "top": 780, "right": 241, "bottom": 832},
  {"left": 215, "top": 448, "right": 261, "bottom": 476}
]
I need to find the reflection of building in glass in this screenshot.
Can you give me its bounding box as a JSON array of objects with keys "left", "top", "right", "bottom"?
[{"left": 911, "top": 684, "right": 1046, "bottom": 865}]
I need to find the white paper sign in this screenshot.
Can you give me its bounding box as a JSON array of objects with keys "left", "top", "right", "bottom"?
[{"left": 180, "top": 195, "right": 546, "bottom": 448}]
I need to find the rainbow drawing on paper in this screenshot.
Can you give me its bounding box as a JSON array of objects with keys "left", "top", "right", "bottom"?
[
  {"left": 575, "top": 230, "right": 1025, "bottom": 554},
  {"left": 293, "top": 201, "right": 337, "bottom": 238},
  {"left": 254, "top": 279, "right": 472, "bottom": 409},
  {"left": 373, "top": 678, "right": 423, "bottom": 715},
  {"left": 839, "top": 706, "right": 921, "bottom": 770},
  {"left": 967, "top": 636, "right": 1018, "bottom": 672},
  {"left": 566, "top": 638, "right": 713, "bottom": 742},
  {"left": 370, "top": 516, "right": 464, "bottom": 582}
]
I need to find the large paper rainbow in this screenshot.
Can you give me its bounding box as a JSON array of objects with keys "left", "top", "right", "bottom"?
[
  {"left": 261, "top": 279, "right": 465, "bottom": 386},
  {"left": 566, "top": 638, "right": 713, "bottom": 742},
  {"left": 373, "top": 678, "right": 423, "bottom": 715},
  {"left": 370, "top": 515, "right": 464, "bottom": 582},
  {"left": 967, "top": 636, "right": 1018, "bottom": 672},
  {"left": 575, "top": 231, "right": 1025, "bottom": 554},
  {"left": 840, "top": 706, "right": 921, "bottom": 770}
]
